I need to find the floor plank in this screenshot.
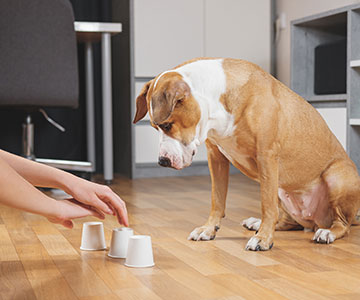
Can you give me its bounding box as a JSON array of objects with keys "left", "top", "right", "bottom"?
[
  {"left": 0, "top": 225, "right": 19, "bottom": 262},
  {"left": 0, "top": 261, "right": 36, "bottom": 300},
  {"left": 0, "top": 173, "right": 359, "bottom": 299}
]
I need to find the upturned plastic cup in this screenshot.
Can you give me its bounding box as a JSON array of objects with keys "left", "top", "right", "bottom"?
[
  {"left": 80, "top": 222, "right": 107, "bottom": 251},
  {"left": 125, "top": 235, "right": 155, "bottom": 268},
  {"left": 107, "top": 227, "right": 134, "bottom": 258}
]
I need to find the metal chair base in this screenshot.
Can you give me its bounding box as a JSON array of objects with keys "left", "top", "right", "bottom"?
[{"left": 22, "top": 114, "right": 94, "bottom": 173}]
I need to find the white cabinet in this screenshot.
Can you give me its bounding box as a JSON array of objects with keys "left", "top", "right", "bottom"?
[
  {"left": 131, "top": 0, "right": 271, "bottom": 176},
  {"left": 317, "top": 108, "right": 347, "bottom": 151},
  {"left": 134, "top": 0, "right": 271, "bottom": 77},
  {"left": 204, "top": 0, "right": 271, "bottom": 72},
  {"left": 135, "top": 126, "right": 159, "bottom": 164},
  {"left": 134, "top": 0, "right": 204, "bottom": 77},
  {"left": 194, "top": 143, "right": 208, "bottom": 162},
  {"left": 135, "top": 125, "right": 209, "bottom": 164}
]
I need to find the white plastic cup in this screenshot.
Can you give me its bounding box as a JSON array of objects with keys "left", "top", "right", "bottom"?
[
  {"left": 108, "top": 227, "right": 134, "bottom": 258},
  {"left": 125, "top": 235, "right": 155, "bottom": 268},
  {"left": 80, "top": 222, "right": 107, "bottom": 251}
]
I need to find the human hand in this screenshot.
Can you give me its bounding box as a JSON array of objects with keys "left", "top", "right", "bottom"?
[
  {"left": 63, "top": 177, "right": 129, "bottom": 226},
  {"left": 0, "top": 151, "right": 128, "bottom": 228},
  {"left": 47, "top": 198, "right": 105, "bottom": 229}
]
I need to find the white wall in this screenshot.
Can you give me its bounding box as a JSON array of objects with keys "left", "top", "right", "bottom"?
[
  {"left": 205, "top": 0, "right": 271, "bottom": 72},
  {"left": 276, "top": 0, "right": 360, "bottom": 87}
]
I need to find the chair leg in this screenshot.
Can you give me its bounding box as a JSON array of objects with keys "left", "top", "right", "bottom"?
[
  {"left": 22, "top": 112, "right": 94, "bottom": 174},
  {"left": 22, "top": 114, "right": 35, "bottom": 160}
]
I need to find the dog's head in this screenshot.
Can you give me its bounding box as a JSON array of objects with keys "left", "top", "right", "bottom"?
[{"left": 133, "top": 71, "right": 201, "bottom": 170}]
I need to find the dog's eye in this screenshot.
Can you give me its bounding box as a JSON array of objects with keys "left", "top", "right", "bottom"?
[{"left": 159, "top": 123, "right": 172, "bottom": 132}]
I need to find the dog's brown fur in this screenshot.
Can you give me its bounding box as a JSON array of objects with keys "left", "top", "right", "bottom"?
[{"left": 134, "top": 58, "right": 360, "bottom": 250}]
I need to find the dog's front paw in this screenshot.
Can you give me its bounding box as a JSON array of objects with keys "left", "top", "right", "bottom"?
[
  {"left": 245, "top": 236, "right": 273, "bottom": 251},
  {"left": 242, "top": 217, "right": 261, "bottom": 231},
  {"left": 188, "top": 225, "right": 218, "bottom": 241},
  {"left": 312, "top": 229, "right": 335, "bottom": 244}
]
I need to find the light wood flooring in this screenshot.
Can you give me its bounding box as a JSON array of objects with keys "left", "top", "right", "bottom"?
[{"left": 1, "top": 173, "right": 360, "bottom": 300}]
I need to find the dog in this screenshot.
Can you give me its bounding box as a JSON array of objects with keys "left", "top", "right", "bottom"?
[{"left": 133, "top": 57, "right": 360, "bottom": 251}]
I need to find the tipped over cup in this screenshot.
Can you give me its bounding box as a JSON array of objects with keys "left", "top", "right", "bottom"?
[
  {"left": 125, "top": 235, "right": 155, "bottom": 268},
  {"left": 80, "top": 221, "right": 107, "bottom": 251},
  {"left": 108, "top": 227, "right": 134, "bottom": 258}
]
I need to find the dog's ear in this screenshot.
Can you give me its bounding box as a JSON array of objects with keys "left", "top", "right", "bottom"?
[
  {"left": 133, "top": 80, "right": 153, "bottom": 124},
  {"left": 152, "top": 79, "right": 190, "bottom": 124}
]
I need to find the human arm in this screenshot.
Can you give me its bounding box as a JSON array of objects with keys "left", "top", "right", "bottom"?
[
  {"left": 0, "top": 150, "right": 129, "bottom": 226},
  {"left": 0, "top": 155, "right": 104, "bottom": 228}
]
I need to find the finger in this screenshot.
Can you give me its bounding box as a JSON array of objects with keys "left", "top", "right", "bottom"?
[
  {"left": 88, "top": 208, "right": 105, "bottom": 220},
  {"left": 77, "top": 204, "right": 106, "bottom": 220},
  {"left": 70, "top": 196, "right": 113, "bottom": 215},
  {"left": 96, "top": 187, "right": 129, "bottom": 226},
  {"left": 97, "top": 189, "right": 129, "bottom": 226},
  {"left": 105, "top": 200, "right": 116, "bottom": 216},
  {"left": 118, "top": 199, "right": 129, "bottom": 226},
  {"left": 109, "top": 202, "right": 126, "bottom": 226},
  {"left": 107, "top": 201, "right": 121, "bottom": 224},
  {"left": 69, "top": 199, "right": 108, "bottom": 219},
  {"left": 107, "top": 203, "right": 116, "bottom": 217},
  {"left": 119, "top": 204, "right": 129, "bottom": 227},
  {"left": 62, "top": 220, "right": 73, "bottom": 229},
  {"left": 113, "top": 199, "right": 129, "bottom": 227},
  {"left": 84, "top": 204, "right": 106, "bottom": 219},
  {"left": 92, "top": 198, "right": 114, "bottom": 215}
]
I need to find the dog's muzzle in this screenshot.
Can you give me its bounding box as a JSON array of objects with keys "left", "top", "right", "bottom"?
[{"left": 158, "top": 156, "right": 171, "bottom": 167}]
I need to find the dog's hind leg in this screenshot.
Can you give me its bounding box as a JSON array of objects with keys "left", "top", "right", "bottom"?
[
  {"left": 276, "top": 203, "right": 304, "bottom": 231},
  {"left": 242, "top": 217, "right": 262, "bottom": 231},
  {"left": 243, "top": 203, "right": 303, "bottom": 231},
  {"left": 313, "top": 160, "right": 360, "bottom": 244},
  {"left": 313, "top": 207, "right": 351, "bottom": 244},
  {"left": 188, "top": 140, "right": 229, "bottom": 241}
]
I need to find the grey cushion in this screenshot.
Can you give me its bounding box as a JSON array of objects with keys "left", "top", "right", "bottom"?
[{"left": 0, "top": 0, "right": 79, "bottom": 108}]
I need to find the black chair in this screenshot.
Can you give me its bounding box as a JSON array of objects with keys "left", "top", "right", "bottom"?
[{"left": 0, "top": 0, "right": 92, "bottom": 172}]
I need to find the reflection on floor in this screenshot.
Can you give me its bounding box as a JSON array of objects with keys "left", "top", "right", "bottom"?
[{"left": 1, "top": 173, "right": 360, "bottom": 299}]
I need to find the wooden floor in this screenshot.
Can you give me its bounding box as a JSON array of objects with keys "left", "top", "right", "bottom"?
[{"left": 1, "top": 173, "right": 360, "bottom": 300}]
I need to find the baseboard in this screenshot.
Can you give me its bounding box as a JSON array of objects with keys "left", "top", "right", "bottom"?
[{"left": 132, "top": 161, "right": 240, "bottom": 179}]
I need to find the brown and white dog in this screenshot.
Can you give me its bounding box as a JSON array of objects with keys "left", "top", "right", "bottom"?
[{"left": 133, "top": 57, "right": 360, "bottom": 251}]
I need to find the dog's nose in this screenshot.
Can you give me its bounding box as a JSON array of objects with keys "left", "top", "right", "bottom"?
[{"left": 158, "top": 156, "right": 171, "bottom": 167}]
